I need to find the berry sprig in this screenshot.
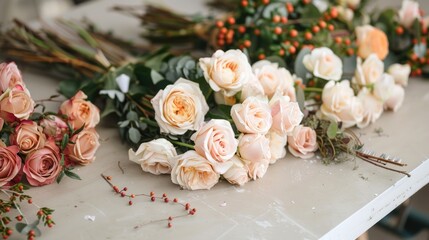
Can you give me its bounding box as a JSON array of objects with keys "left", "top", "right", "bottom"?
[
  {"left": 0, "top": 183, "right": 54, "bottom": 240},
  {"left": 101, "top": 174, "right": 197, "bottom": 228}
]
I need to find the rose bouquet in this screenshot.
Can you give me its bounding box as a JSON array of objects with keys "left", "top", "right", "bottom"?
[{"left": 0, "top": 62, "right": 101, "bottom": 238}]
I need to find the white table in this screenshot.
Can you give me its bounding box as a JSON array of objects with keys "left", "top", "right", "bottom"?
[{"left": 10, "top": 0, "right": 429, "bottom": 239}]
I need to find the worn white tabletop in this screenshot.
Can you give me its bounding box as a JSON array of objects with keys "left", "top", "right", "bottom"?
[{"left": 7, "top": 0, "right": 429, "bottom": 239}]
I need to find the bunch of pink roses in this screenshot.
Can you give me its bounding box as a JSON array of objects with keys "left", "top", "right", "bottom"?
[
  {"left": 129, "top": 49, "right": 318, "bottom": 190},
  {"left": 0, "top": 62, "right": 101, "bottom": 187}
]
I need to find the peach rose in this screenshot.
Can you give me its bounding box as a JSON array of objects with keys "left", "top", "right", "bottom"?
[
  {"left": 192, "top": 119, "right": 237, "bottom": 174},
  {"left": 151, "top": 78, "right": 209, "bottom": 135},
  {"left": 384, "top": 84, "right": 405, "bottom": 112},
  {"left": 398, "top": 0, "right": 421, "bottom": 28},
  {"left": 303, "top": 47, "right": 343, "bottom": 81},
  {"left": 231, "top": 97, "right": 272, "bottom": 134},
  {"left": 287, "top": 125, "right": 318, "bottom": 159},
  {"left": 0, "top": 62, "right": 25, "bottom": 93},
  {"left": 252, "top": 60, "right": 295, "bottom": 99},
  {"left": 387, "top": 64, "right": 411, "bottom": 87},
  {"left": 356, "top": 25, "right": 388, "bottom": 60},
  {"left": 0, "top": 145, "right": 22, "bottom": 187},
  {"left": 39, "top": 115, "right": 69, "bottom": 141},
  {"left": 240, "top": 74, "right": 265, "bottom": 102},
  {"left": 59, "top": 91, "right": 100, "bottom": 130},
  {"left": 238, "top": 133, "right": 271, "bottom": 179},
  {"left": 270, "top": 93, "right": 304, "bottom": 135},
  {"left": 23, "top": 139, "right": 62, "bottom": 186},
  {"left": 129, "top": 138, "right": 177, "bottom": 175},
  {"left": 199, "top": 49, "right": 252, "bottom": 96},
  {"left": 0, "top": 85, "right": 34, "bottom": 122},
  {"left": 10, "top": 120, "right": 46, "bottom": 154},
  {"left": 354, "top": 54, "right": 384, "bottom": 86},
  {"left": 267, "top": 131, "right": 287, "bottom": 164},
  {"left": 357, "top": 88, "right": 384, "bottom": 128},
  {"left": 65, "top": 128, "right": 100, "bottom": 165},
  {"left": 222, "top": 155, "right": 250, "bottom": 186},
  {"left": 171, "top": 150, "right": 220, "bottom": 190}
]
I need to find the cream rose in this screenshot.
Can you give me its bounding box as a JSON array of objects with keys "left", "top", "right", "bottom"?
[
  {"left": 252, "top": 60, "right": 295, "bottom": 99},
  {"left": 267, "top": 131, "right": 287, "bottom": 164},
  {"left": 192, "top": 119, "right": 237, "bottom": 174},
  {"left": 231, "top": 97, "right": 272, "bottom": 134},
  {"left": 39, "top": 115, "right": 68, "bottom": 141},
  {"left": 387, "top": 64, "right": 411, "bottom": 87},
  {"left": 10, "top": 120, "right": 46, "bottom": 154},
  {"left": 287, "top": 125, "right": 318, "bottom": 159},
  {"left": 384, "top": 84, "right": 405, "bottom": 112},
  {"left": 238, "top": 133, "right": 271, "bottom": 179},
  {"left": 303, "top": 47, "right": 343, "bottom": 81},
  {"left": 23, "top": 139, "right": 62, "bottom": 186},
  {"left": 373, "top": 73, "right": 395, "bottom": 102},
  {"left": 320, "top": 96, "right": 364, "bottom": 128},
  {"left": 354, "top": 54, "right": 384, "bottom": 86},
  {"left": 240, "top": 74, "right": 265, "bottom": 102},
  {"left": 0, "top": 85, "right": 34, "bottom": 121},
  {"left": 65, "top": 128, "right": 100, "bottom": 165},
  {"left": 0, "top": 145, "right": 22, "bottom": 187},
  {"left": 398, "top": 0, "right": 421, "bottom": 28},
  {"left": 59, "top": 90, "right": 100, "bottom": 130},
  {"left": 337, "top": 6, "right": 354, "bottom": 22},
  {"left": 270, "top": 93, "right": 304, "bottom": 135},
  {"left": 171, "top": 150, "right": 220, "bottom": 190},
  {"left": 0, "top": 62, "right": 25, "bottom": 93},
  {"left": 356, "top": 25, "right": 389, "bottom": 60},
  {"left": 338, "top": 0, "right": 361, "bottom": 8},
  {"left": 199, "top": 49, "right": 252, "bottom": 96},
  {"left": 151, "top": 78, "right": 209, "bottom": 135},
  {"left": 129, "top": 138, "right": 177, "bottom": 175},
  {"left": 222, "top": 155, "right": 250, "bottom": 186},
  {"left": 356, "top": 88, "right": 384, "bottom": 128}
]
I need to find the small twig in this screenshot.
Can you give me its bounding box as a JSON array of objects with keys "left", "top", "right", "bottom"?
[
  {"left": 1, "top": 189, "right": 29, "bottom": 224},
  {"left": 118, "top": 161, "right": 125, "bottom": 174},
  {"left": 359, "top": 158, "right": 411, "bottom": 177}
]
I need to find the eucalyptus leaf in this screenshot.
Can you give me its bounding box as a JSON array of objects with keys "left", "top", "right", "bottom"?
[
  {"left": 262, "top": 2, "right": 287, "bottom": 19},
  {"left": 413, "top": 43, "right": 427, "bottom": 58},
  {"left": 119, "top": 120, "right": 130, "bottom": 128},
  {"left": 150, "top": 69, "right": 164, "bottom": 84},
  {"left": 296, "top": 86, "right": 305, "bottom": 112},
  {"left": 342, "top": 56, "right": 357, "bottom": 77},
  {"left": 294, "top": 47, "right": 311, "bottom": 80},
  {"left": 126, "top": 111, "right": 139, "bottom": 121},
  {"left": 327, "top": 121, "right": 338, "bottom": 139},
  {"left": 128, "top": 127, "right": 141, "bottom": 144},
  {"left": 266, "top": 56, "right": 286, "bottom": 68}
]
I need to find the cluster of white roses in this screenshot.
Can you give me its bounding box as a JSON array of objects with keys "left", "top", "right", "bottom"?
[
  {"left": 129, "top": 49, "right": 318, "bottom": 190},
  {"left": 303, "top": 47, "right": 409, "bottom": 129}
]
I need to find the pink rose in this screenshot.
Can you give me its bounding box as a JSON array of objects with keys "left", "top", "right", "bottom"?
[
  {"left": 0, "top": 62, "right": 25, "bottom": 93},
  {"left": 23, "top": 140, "right": 62, "bottom": 186},
  {"left": 287, "top": 125, "right": 318, "bottom": 159},
  {"left": 171, "top": 151, "right": 220, "bottom": 190},
  {"left": 222, "top": 155, "right": 250, "bottom": 186},
  {"left": 0, "top": 84, "right": 34, "bottom": 122},
  {"left": 39, "top": 115, "right": 69, "bottom": 141},
  {"left": 10, "top": 120, "right": 46, "bottom": 154},
  {"left": 0, "top": 145, "right": 22, "bottom": 187},
  {"left": 231, "top": 97, "right": 272, "bottom": 134},
  {"left": 65, "top": 128, "right": 100, "bottom": 165},
  {"left": 270, "top": 93, "right": 304, "bottom": 135},
  {"left": 59, "top": 91, "right": 100, "bottom": 130},
  {"left": 192, "top": 119, "right": 237, "bottom": 174},
  {"left": 238, "top": 133, "right": 271, "bottom": 179},
  {"left": 398, "top": 0, "right": 421, "bottom": 28}
]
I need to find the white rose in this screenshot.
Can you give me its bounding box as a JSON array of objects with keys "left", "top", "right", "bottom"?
[
  {"left": 171, "top": 151, "right": 220, "bottom": 190},
  {"left": 191, "top": 119, "right": 238, "bottom": 174},
  {"left": 129, "top": 139, "right": 177, "bottom": 175},
  {"left": 199, "top": 49, "right": 252, "bottom": 97},
  {"left": 398, "top": 0, "right": 421, "bottom": 28},
  {"left": 240, "top": 74, "right": 265, "bottom": 102},
  {"left": 231, "top": 97, "right": 272, "bottom": 134},
  {"left": 356, "top": 88, "right": 384, "bottom": 128},
  {"left": 270, "top": 92, "right": 304, "bottom": 135},
  {"left": 287, "top": 125, "right": 318, "bottom": 159},
  {"left": 238, "top": 134, "right": 271, "bottom": 179},
  {"left": 387, "top": 63, "right": 411, "bottom": 87},
  {"left": 321, "top": 97, "right": 364, "bottom": 128},
  {"left": 151, "top": 78, "right": 209, "bottom": 135},
  {"left": 303, "top": 47, "right": 343, "bottom": 81},
  {"left": 322, "top": 80, "right": 354, "bottom": 113},
  {"left": 337, "top": 6, "right": 354, "bottom": 22},
  {"left": 222, "top": 155, "right": 250, "bottom": 186},
  {"left": 373, "top": 74, "right": 395, "bottom": 102},
  {"left": 354, "top": 54, "right": 384, "bottom": 86},
  {"left": 267, "top": 131, "right": 287, "bottom": 164},
  {"left": 384, "top": 84, "right": 405, "bottom": 112},
  {"left": 214, "top": 91, "right": 237, "bottom": 106},
  {"left": 252, "top": 60, "right": 295, "bottom": 99},
  {"left": 338, "top": 0, "right": 361, "bottom": 8}
]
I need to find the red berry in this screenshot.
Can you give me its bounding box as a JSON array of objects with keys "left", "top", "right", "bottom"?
[
  {"left": 130, "top": 194, "right": 135, "bottom": 198},
  {"left": 289, "top": 46, "right": 296, "bottom": 54},
  {"left": 344, "top": 38, "right": 351, "bottom": 45},
  {"left": 304, "top": 32, "right": 312, "bottom": 40},
  {"left": 286, "top": 2, "right": 294, "bottom": 13},
  {"left": 123, "top": 187, "right": 128, "bottom": 191},
  {"left": 346, "top": 48, "right": 354, "bottom": 56},
  {"left": 129, "top": 201, "right": 133, "bottom": 206},
  {"left": 19, "top": 185, "right": 24, "bottom": 191},
  {"left": 319, "top": 21, "right": 327, "bottom": 28},
  {"left": 289, "top": 29, "right": 298, "bottom": 38},
  {"left": 6, "top": 229, "right": 12, "bottom": 235},
  {"left": 173, "top": 198, "right": 178, "bottom": 203},
  {"left": 106, "top": 176, "right": 112, "bottom": 180},
  {"left": 272, "top": 15, "right": 281, "bottom": 23},
  {"left": 27, "top": 199, "right": 33, "bottom": 204},
  {"left": 151, "top": 197, "right": 156, "bottom": 202},
  {"left": 185, "top": 203, "right": 190, "bottom": 210},
  {"left": 168, "top": 222, "right": 172, "bottom": 228},
  {"left": 216, "top": 21, "right": 224, "bottom": 28},
  {"left": 243, "top": 40, "right": 251, "bottom": 48},
  {"left": 279, "top": 49, "right": 285, "bottom": 56},
  {"left": 162, "top": 193, "right": 167, "bottom": 198},
  {"left": 46, "top": 215, "right": 52, "bottom": 220},
  {"left": 238, "top": 25, "right": 246, "bottom": 34},
  {"left": 113, "top": 186, "right": 119, "bottom": 193},
  {"left": 330, "top": 7, "right": 338, "bottom": 18},
  {"left": 164, "top": 198, "right": 169, "bottom": 203},
  {"left": 37, "top": 210, "right": 43, "bottom": 216},
  {"left": 16, "top": 215, "right": 23, "bottom": 221},
  {"left": 4, "top": 207, "right": 10, "bottom": 212},
  {"left": 281, "top": 16, "right": 288, "bottom": 24},
  {"left": 254, "top": 29, "right": 261, "bottom": 35},
  {"left": 335, "top": 37, "right": 342, "bottom": 44},
  {"left": 227, "top": 17, "right": 235, "bottom": 25},
  {"left": 168, "top": 216, "right": 173, "bottom": 221},
  {"left": 258, "top": 53, "right": 266, "bottom": 60},
  {"left": 150, "top": 191, "right": 155, "bottom": 196},
  {"left": 302, "top": 0, "right": 311, "bottom": 4},
  {"left": 274, "top": 27, "right": 282, "bottom": 35},
  {"left": 328, "top": 24, "right": 334, "bottom": 31},
  {"left": 121, "top": 192, "right": 126, "bottom": 197},
  {"left": 312, "top": 26, "right": 320, "bottom": 33},
  {"left": 396, "top": 26, "right": 404, "bottom": 35},
  {"left": 48, "top": 223, "right": 54, "bottom": 228},
  {"left": 220, "top": 27, "right": 228, "bottom": 35},
  {"left": 262, "top": 0, "right": 270, "bottom": 5},
  {"left": 241, "top": 0, "right": 248, "bottom": 7}
]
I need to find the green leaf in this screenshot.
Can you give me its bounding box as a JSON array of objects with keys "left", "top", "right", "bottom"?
[
  {"left": 64, "top": 170, "right": 82, "bottom": 180},
  {"left": 296, "top": 85, "right": 305, "bottom": 112},
  {"left": 56, "top": 171, "right": 65, "bottom": 184},
  {"left": 100, "top": 99, "right": 119, "bottom": 118},
  {"left": 119, "top": 120, "right": 130, "bottom": 128},
  {"left": 327, "top": 121, "right": 338, "bottom": 139},
  {"left": 60, "top": 134, "right": 69, "bottom": 151},
  {"left": 126, "top": 111, "right": 139, "bottom": 121},
  {"left": 207, "top": 105, "right": 232, "bottom": 120},
  {"left": 262, "top": 2, "right": 287, "bottom": 19},
  {"left": 151, "top": 69, "right": 164, "bottom": 84},
  {"left": 266, "top": 55, "right": 287, "bottom": 68},
  {"left": 59, "top": 80, "right": 80, "bottom": 99},
  {"left": 294, "top": 47, "right": 311, "bottom": 81},
  {"left": 301, "top": 3, "right": 321, "bottom": 19},
  {"left": 128, "top": 127, "right": 141, "bottom": 144}
]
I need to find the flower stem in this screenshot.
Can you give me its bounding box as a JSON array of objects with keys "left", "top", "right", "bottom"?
[
  {"left": 303, "top": 87, "right": 323, "bottom": 93},
  {"left": 169, "top": 140, "right": 194, "bottom": 150},
  {"left": 1, "top": 189, "right": 29, "bottom": 224}
]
